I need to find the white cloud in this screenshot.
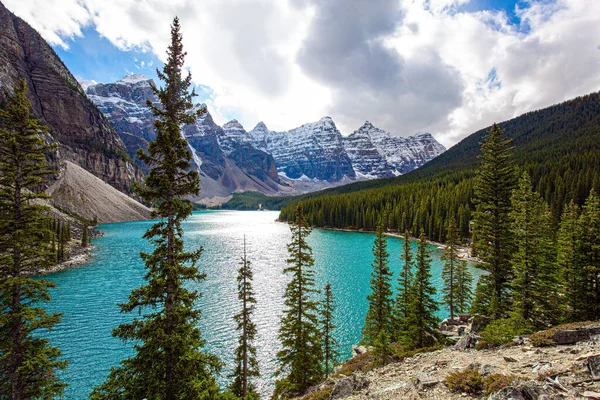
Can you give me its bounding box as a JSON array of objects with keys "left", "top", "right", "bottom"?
[{"left": 5, "top": 0, "right": 600, "bottom": 146}]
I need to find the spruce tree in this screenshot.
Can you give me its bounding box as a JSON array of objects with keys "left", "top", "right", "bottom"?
[
  {"left": 454, "top": 261, "right": 473, "bottom": 314},
  {"left": 372, "top": 330, "right": 394, "bottom": 367},
  {"left": 557, "top": 201, "right": 585, "bottom": 321},
  {"left": 441, "top": 218, "right": 460, "bottom": 320},
  {"left": 394, "top": 230, "right": 413, "bottom": 337},
  {"left": 91, "top": 18, "right": 221, "bottom": 399},
  {"left": 320, "top": 283, "right": 339, "bottom": 378},
  {"left": 277, "top": 204, "right": 323, "bottom": 394},
  {"left": 578, "top": 190, "right": 600, "bottom": 320},
  {"left": 472, "top": 123, "right": 517, "bottom": 318},
  {"left": 510, "top": 172, "right": 558, "bottom": 325},
  {"left": 361, "top": 223, "right": 394, "bottom": 346},
  {"left": 230, "top": 236, "right": 259, "bottom": 399},
  {"left": 405, "top": 234, "right": 440, "bottom": 349},
  {"left": 0, "top": 79, "right": 67, "bottom": 399}
]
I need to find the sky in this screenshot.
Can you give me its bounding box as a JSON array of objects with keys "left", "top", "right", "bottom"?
[{"left": 6, "top": 0, "right": 600, "bottom": 147}]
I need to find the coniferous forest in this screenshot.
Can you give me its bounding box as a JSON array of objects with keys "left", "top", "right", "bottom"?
[{"left": 1, "top": 10, "right": 600, "bottom": 400}]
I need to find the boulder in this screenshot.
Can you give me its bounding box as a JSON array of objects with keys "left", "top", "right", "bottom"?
[
  {"left": 455, "top": 333, "right": 480, "bottom": 350},
  {"left": 352, "top": 345, "right": 369, "bottom": 358},
  {"left": 550, "top": 324, "right": 600, "bottom": 345},
  {"left": 489, "top": 381, "right": 553, "bottom": 400},
  {"left": 469, "top": 315, "right": 492, "bottom": 333},
  {"left": 413, "top": 373, "right": 439, "bottom": 391},
  {"left": 330, "top": 373, "right": 369, "bottom": 400},
  {"left": 585, "top": 355, "right": 600, "bottom": 378}
]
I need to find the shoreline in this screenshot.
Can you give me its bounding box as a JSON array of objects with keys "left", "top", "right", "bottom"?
[
  {"left": 36, "top": 243, "right": 97, "bottom": 275},
  {"left": 317, "top": 226, "right": 483, "bottom": 264}
]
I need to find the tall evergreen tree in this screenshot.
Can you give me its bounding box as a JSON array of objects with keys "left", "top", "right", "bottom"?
[
  {"left": 0, "top": 79, "right": 67, "bottom": 399},
  {"left": 91, "top": 18, "right": 221, "bottom": 399},
  {"left": 441, "top": 218, "right": 460, "bottom": 319},
  {"left": 510, "top": 172, "right": 558, "bottom": 325},
  {"left": 361, "top": 223, "right": 394, "bottom": 346},
  {"left": 405, "top": 234, "right": 440, "bottom": 349},
  {"left": 472, "top": 123, "right": 517, "bottom": 318},
  {"left": 454, "top": 261, "right": 473, "bottom": 314},
  {"left": 230, "top": 236, "right": 259, "bottom": 399},
  {"left": 578, "top": 190, "right": 600, "bottom": 320},
  {"left": 320, "top": 283, "right": 338, "bottom": 378},
  {"left": 557, "top": 201, "right": 585, "bottom": 321},
  {"left": 277, "top": 204, "right": 323, "bottom": 394},
  {"left": 394, "top": 230, "right": 413, "bottom": 337}
]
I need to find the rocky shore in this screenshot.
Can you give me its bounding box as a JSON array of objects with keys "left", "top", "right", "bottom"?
[
  {"left": 36, "top": 242, "right": 96, "bottom": 275},
  {"left": 301, "top": 320, "right": 600, "bottom": 400}
]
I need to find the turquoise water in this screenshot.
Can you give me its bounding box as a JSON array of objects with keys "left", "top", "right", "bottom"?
[{"left": 40, "top": 210, "right": 482, "bottom": 398}]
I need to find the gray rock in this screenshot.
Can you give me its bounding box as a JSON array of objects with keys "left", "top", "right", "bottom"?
[
  {"left": 488, "top": 381, "right": 553, "bottom": 400},
  {"left": 458, "top": 326, "right": 466, "bottom": 336},
  {"left": 550, "top": 324, "right": 600, "bottom": 345},
  {"left": 352, "top": 345, "right": 369, "bottom": 358},
  {"left": 503, "top": 356, "right": 518, "bottom": 363},
  {"left": 470, "top": 315, "right": 492, "bottom": 333},
  {"left": 414, "top": 373, "right": 439, "bottom": 391},
  {"left": 330, "top": 373, "right": 369, "bottom": 400},
  {"left": 586, "top": 355, "right": 600, "bottom": 378},
  {"left": 455, "top": 333, "right": 480, "bottom": 350}
]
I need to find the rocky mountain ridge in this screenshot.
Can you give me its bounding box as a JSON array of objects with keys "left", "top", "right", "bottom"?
[
  {"left": 0, "top": 1, "right": 143, "bottom": 195},
  {"left": 0, "top": 1, "right": 148, "bottom": 222},
  {"left": 86, "top": 74, "right": 446, "bottom": 203}
]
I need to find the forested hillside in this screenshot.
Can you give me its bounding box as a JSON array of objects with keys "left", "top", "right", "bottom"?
[{"left": 277, "top": 92, "right": 600, "bottom": 242}]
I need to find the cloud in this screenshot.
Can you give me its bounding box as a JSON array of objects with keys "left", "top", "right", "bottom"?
[
  {"left": 4, "top": 0, "right": 600, "bottom": 147},
  {"left": 295, "top": 0, "right": 464, "bottom": 137}
]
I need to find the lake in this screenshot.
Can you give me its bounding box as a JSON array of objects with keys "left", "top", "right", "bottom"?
[{"left": 40, "top": 210, "right": 482, "bottom": 398}]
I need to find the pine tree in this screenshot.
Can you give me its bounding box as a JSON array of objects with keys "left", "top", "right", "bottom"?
[
  {"left": 361, "top": 222, "right": 394, "bottom": 346},
  {"left": 91, "top": 18, "right": 221, "bottom": 399},
  {"left": 320, "top": 283, "right": 339, "bottom": 378},
  {"left": 394, "top": 230, "right": 413, "bottom": 338},
  {"left": 557, "top": 201, "right": 585, "bottom": 321},
  {"left": 405, "top": 233, "right": 440, "bottom": 349},
  {"left": 230, "top": 236, "right": 259, "bottom": 399},
  {"left": 472, "top": 123, "right": 517, "bottom": 318},
  {"left": 510, "top": 172, "right": 558, "bottom": 325},
  {"left": 277, "top": 204, "right": 323, "bottom": 395},
  {"left": 454, "top": 261, "right": 473, "bottom": 314},
  {"left": 82, "top": 223, "right": 88, "bottom": 248},
  {"left": 0, "top": 79, "right": 67, "bottom": 399},
  {"left": 441, "top": 218, "right": 460, "bottom": 320}
]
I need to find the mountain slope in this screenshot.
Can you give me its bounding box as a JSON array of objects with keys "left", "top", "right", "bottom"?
[
  {"left": 274, "top": 91, "right": 600, "bottom": 242},
  {"left": 0, "top": 1, "right": 143, "bottom": 194},
  {"left": 48, "top": 161, "right": 151, "bottom": 223}
]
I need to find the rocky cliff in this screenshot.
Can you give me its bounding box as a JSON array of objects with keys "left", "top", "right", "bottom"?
[{"left": 0, "top": 1, "right": 143, "bottom": 194}]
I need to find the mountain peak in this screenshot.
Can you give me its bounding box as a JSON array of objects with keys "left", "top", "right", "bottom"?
[
  {"left": 223, "top": 119, "right": 245, "bottom": 131},
  {"left": 253, "top": 121, "right": 268, "bottom": 131},
  {"left": 118, "top": 74, "right": 152, "bottom": 85}
]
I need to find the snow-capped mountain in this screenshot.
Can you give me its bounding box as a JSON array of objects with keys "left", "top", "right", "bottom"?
[
  {"left": 84, "top": 74, "right": 446, "bottom": 204},
  {"left": 343, "top": 121, "right": 446, "bottom": 178},
  {"left": 248, "top": 117, "right": 355, "bottom": 181}
]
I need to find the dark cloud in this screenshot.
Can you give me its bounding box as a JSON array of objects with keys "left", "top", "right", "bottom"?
[{"left": 296, "top": 0, "right": 464, "bottom": 135}]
